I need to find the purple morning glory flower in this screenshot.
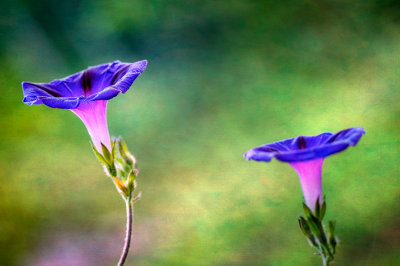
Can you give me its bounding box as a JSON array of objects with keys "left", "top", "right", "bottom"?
[
  {"left": 244, "top": 127, "right": 365, "bottom": 210},
  {"left": 22, "top": 60, "right": 147, "bottom": 152}
]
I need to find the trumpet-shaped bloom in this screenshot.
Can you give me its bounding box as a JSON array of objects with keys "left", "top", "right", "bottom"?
[
  {"left": 244, "top": 127, "right": 365, "bottom": 210},
  {"left": 22, "top": 60, "right": 147, "bottom": 151}
]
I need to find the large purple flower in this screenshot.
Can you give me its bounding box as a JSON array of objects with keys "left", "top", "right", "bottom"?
[
  {"left": 244, "top": 127, "right": 365, "bottom": 210},
  {"left": 22, "top": 60, "right": 147, "bottom": 152}
]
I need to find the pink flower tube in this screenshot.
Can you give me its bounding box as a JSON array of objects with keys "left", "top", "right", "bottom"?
[
  {"left": 289, "top": 158, "right": 324, "bottom": 211},
  {"left": 71, "top": 100, "right": 111, "bottom": 152}
]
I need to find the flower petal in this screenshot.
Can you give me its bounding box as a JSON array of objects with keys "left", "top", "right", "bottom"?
[
  {"left": 86, "top": 87, "right": 121, "bottom": 101},
  {"left": 22, "top": 82, "right": 65, "bottom": 105},
  {"left": 110, "top": 60, "right": 147, "bottom": 94},
  {"left": 41, "top": 97, "right": 81, "bottom": 109},
  {"left": 22, "top": 60, "right": 148, "bottom": 110},
  {"left": 244, "top": 127, "right": 365, "bottom": 163}
]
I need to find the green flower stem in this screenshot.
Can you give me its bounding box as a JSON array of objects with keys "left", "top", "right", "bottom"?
[
  {"left": 322, "top": 256, "right": 329, "bottom": 266},
  {"left": 118, "top": 197, "right": 133, "bottom": 266}
]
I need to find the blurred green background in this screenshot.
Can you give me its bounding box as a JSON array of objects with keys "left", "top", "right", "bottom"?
[{"left": 1, "top": 0, "right": 399, "bottom": 265}]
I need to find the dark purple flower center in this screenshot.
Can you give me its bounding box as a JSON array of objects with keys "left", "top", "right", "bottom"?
[
  {"left": 297, "top": 136, "right": 306, "bottom": 149},
  {"left": 82, "top": 69, "right": 92, "bottom": 97}
]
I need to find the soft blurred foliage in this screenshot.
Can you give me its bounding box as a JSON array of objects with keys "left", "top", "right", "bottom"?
[{"left": 1, "top": 0, "right": 400, "bottom": 265}]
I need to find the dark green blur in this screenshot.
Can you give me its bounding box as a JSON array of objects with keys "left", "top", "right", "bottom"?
[{"left": 1, "top": 0, "right": 399, "bottom": 265}]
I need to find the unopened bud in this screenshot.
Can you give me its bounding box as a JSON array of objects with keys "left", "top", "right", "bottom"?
[
  {"left": 118, "top": 138, "right": 136, "bottom": 167},
  {"left": 113, "top": 177, "right": 129, "bottom": 197}
]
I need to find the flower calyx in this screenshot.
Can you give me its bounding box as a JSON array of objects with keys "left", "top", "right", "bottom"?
[
  {"left": 91, "top": 138, "right": 141, "bottom": 201},
  {"left": 112, "top": 170, "right": 139, "bottom": 200},
  {"left": 90, "top": 140, "right": 117, "bottom": 177},
  {"left": 298, "top": 198, "right": 338, "bottom": 265}
]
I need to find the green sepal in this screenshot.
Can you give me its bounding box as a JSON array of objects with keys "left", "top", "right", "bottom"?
[
  {"left": 328, "top": 221, "right": 338, "bottom": 252},
  {"left": 313, "top": 198, "right": 326, "bottom": 221},
  {"left": 328, "top": 220, "right": 336, "bottom": 236},
  {"left": 116, "top": 157, "right": 125, "bottom": 166},
  {"left": 108, "top": 163, "right": 117, "bottom": 177},
  {"left": 126, "top": 165, "right": 133, "bottom": 174},
  {"left": 118, "top": 137, "right": 134, "bottom": 167},
  {"left": 127, "top": 170, "right": 136, "bottom": 192},
  {"left": 101, "top": 143, "right": 112, "bottom": 163},
  {"left": 303, "top": 203, "right": 313, "bottom": 219},
  {"left": 298, "top": 216, "right": 312, "bottom": 237},
  {"left": 111, "top": 140, "right": 116, "bottom": 161},
  {"left": 118, "top": 137, "right": 127, "bottom": 153},
  {"left": 308, "top": 216, "right": 323, "bottom": 240},
  {"left": 329, "top": 237, "right": 338, "bottom": 254},
  {"left": 314, "top": 198, "right": 321, "bottom": 219},
  {"left": 303, "top": 201, "right": 329, "bottom": 246},
  {"left": 319, "top": 200, "right": 327, "bottom": 221},
  {"left": 90, "top": 140, "right": 108, "bottom": 166}
]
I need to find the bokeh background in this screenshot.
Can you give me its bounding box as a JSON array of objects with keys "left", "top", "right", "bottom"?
[{"left": 1, "top": 0, "right": 400, "bottom": 265}]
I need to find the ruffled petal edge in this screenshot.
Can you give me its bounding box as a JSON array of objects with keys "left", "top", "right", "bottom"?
[
  {"left": 21, "top": 60, "right": 148, "bottom": 109},
  {"left": 244, "top": 127, "right": 366, "bottom": 163}
]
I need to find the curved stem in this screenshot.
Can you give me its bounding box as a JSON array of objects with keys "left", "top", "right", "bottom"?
[{"left": 118, "top": 198, "right": 133, "bottom": 266}]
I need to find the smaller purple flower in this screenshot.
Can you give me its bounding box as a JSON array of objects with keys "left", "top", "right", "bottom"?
[
  {"left": 244, "top": 127, "right": 365, "bottom": 210},
  {"left": 22, "top": 60, "right": 147, "bottom": 152}
]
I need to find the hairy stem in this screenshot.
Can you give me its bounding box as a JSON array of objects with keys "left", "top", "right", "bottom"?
[{"left": 118, "top": 198, "right": 133, "bottom": 266}]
